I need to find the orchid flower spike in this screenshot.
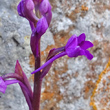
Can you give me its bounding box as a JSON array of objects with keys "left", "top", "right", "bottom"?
[{"left": 31, "top": 33, "right": 94, "bottom": 75}]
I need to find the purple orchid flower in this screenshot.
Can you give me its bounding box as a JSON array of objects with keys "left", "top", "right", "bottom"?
[
  {"left": 65, "top": 33, "right": 93, "bottom": 60},
  {"left": 31, "top": 33, "right": 94, "bottom": 75},
  {"left": 17, "top": 0, "right": 39, "bottom": 23}
]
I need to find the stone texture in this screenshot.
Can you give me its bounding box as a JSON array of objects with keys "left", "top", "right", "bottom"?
[{"left": 0, "top": 0, "right": 110, "bottom": 110}]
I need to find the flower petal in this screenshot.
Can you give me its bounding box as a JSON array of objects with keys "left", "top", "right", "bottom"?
[
  {"left": 65, "top": 35, "right": 77, "bottom": 49},
  {"left": 66, "top": 46, "right": 81, "bottom": 57},
  {"left": 85, "top": 50, "right": 93, "bottom": 60},
  {"left": 40, "top": 0, "right": 51, "bottom": 14},
  {"left": 80, "top": 49, "right": 93, "bottom": 60},
  {"left": 78, "top": 33, "right": 86, "bottom": 44},
  {"left": 79, "top": 41, "right": 93, "bottom": 50},
  {"left": 39, "top": 0, "right": 52, "bottom": 25},
  {"left": 36, "top": 17, "right": 48, "bottom": 35},
  {"left": 17, "top": 0, "right": 25, "bottom": 17},
  {"left": 44, "top": 8, "right": 52, "bottom": 25},
  {"left": 17, "top": 0, "right": 38, "bottom": 23}
]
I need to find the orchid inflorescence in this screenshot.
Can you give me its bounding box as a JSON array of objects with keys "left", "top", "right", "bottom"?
[{"left": 0, "top": 0, "right": 94, "bottom": 110}]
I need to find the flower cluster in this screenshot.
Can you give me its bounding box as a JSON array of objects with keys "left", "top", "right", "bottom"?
[{"left": 0, "top": 0, "right": 94, "bottom": 110}]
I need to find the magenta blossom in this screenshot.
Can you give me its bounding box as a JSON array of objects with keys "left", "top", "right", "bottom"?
[
  {"left": 31, "top": 33, "right": 94, "bottom": 75},
  {"left": 65, "top": 33, "right": 93, "bottom": 60},
  {"left": 17, "top": 0, "right": 39, "bottom": 23}
]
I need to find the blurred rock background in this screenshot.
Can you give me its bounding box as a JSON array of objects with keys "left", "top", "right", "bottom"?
[{"left": 0, "top": 0, "right": 110, "bottom": 110}]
